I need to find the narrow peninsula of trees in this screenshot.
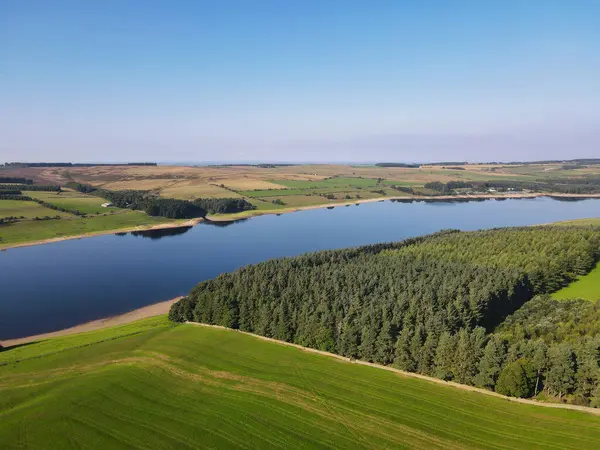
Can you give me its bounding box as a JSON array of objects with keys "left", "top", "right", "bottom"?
[
  {"left": 193, "top": 198, "right": 255, "bottom": 214},
  {"left": 66, "top": 182, "right": 254, "bottom": 218},
  {"left": 0, "top": 184, "right": 61, "bottom": 192},
  {"left": 171, "top": 226, "right": 600, "bottom": 406}
]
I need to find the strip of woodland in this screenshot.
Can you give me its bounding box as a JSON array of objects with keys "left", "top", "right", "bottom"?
[{"left": 171, "top": 226, "right": 600, "bottom": 406}]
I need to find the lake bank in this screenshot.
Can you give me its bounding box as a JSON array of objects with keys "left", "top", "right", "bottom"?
[
  {"left": 3, "top": 193, "right": 599, "bottom": 250},
  {"left": 0, "top": 297, "right": 182, "bottom": 347},
  {"left": 0, "top": 218, "right": 202, "bottom": 251},
  {"left": 207, "top": 192, "right": 600, "bottom": 221},
  {"left": 3, "top": 197, "right": 600, "bottom": 340}
]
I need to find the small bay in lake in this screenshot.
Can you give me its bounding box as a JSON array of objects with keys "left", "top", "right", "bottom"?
[{"left": 2, "top": 197, "right": 600, "bottom": 340}]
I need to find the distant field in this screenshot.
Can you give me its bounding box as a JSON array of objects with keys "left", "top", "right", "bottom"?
[
  {"left": 159, "top": 182, "right": 242, "bottom": 200},
  {"left": 0, "top": 200, "right": 72, "bottom": 219},
  {"left": 99, "top": 178, "right": 179, "bottom": 191},
  {"left": 25, "top": 190, "right": 113, "bottom": 214},
  {"left": 0, "top": 211, "right": 171, "bottom": 248},
  {"left": 2, "top": 163, "right": 600, "bottom": 220},
  {"left": 1, "top": 317, "right": 599, "bottom": 449},
  {"left": 272, "top": 176, "right": 382, "bottom": 189},
  {"left": 241, "top": 187, "right": 358, "bottom": 198},
  {"left": 553, "top": 264, "right": 600, "bottom": 301},
  {"left": 218, "top": 178, "right": 287, "bottom": 190}
]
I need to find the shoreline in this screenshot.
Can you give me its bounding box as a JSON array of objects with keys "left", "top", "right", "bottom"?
[
  {"left": 1, "top": 297, "right": 183, "bottom": 347},
  {"left": 0, "top": 218, "right": 202, "bottom": 251},
  {"left": 2, "top": 192, "right": 600, "bottom": 249},
  {"left": 206, "top": 192, "right": 600, "bottom": 221}
]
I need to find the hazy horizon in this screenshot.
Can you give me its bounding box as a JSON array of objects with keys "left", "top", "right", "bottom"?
[{"left": 2, "top": 1, "right": 599, "bottom": 162}]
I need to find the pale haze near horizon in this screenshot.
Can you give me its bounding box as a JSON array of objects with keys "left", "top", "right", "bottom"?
[{"left": 1, "top": 1, "right": 599, "bottom": 163}]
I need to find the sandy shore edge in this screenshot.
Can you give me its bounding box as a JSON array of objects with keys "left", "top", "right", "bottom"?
[
  {"left": 1, "top": 297, "right": 183, "bottom": 347},
  {"left": 0, "top": 218, "right": 202, "bottom": 251}
]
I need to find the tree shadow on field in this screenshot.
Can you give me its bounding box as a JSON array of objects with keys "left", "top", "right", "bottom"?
[{"left": 0, "top": 341, "right": 40, "bottom": 353}]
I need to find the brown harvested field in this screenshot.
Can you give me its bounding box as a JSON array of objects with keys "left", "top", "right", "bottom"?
[
  {"left": 4, "top": 162, "right": 599, "bottom": 188},
  {"left": 160, "top": 182, "right": 242, "bottom": 199},
  {"left": 217, "top": 178, "right": 288, "bottom": 190},
  {"left": 3, "top": 163, "right": 529, "bottom": 189},
  {"left": 99, "top": 178, "right": 181, "bottom": 190}
]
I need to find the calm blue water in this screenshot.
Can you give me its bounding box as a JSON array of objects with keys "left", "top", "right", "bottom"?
[{"left": 2, "top": 197, "right": 600, "bottom": 340}]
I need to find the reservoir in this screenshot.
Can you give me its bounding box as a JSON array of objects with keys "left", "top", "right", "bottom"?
[{"left": 2, "top": 196, "right": 600, "bottom": 340}]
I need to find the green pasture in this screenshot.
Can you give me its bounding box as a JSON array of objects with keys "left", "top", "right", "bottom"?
[
  {"left": 241, "top": 187, "right": 378, "bottom": 198},
  {"left": 0, "top": 200, "right": 72, "bottom": 219},
  {"left": 0, "top": 211, "right": 171, "bottom": 248},
  {"left": 553, "top": 264, "right": 600, "bottom": 301},
  {"left": 25, "top": 190, "right": 113, "bottom": 214},
  {"left": 1, "top": 317, "right": 600, "bottom": 449},
  {"left": 270, "top": 177, "right": 381, "bottom": 189}
]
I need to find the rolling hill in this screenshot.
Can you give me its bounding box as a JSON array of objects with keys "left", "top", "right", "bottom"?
[{"left": 1, "top": 316, "right": 600, "bottom": 449}]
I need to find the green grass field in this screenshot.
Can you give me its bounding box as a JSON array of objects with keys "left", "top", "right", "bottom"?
[
  {"left": 2, "top": 316, "right": 599, "bottom": 449},
  {"left": 24, "top": 190, "right": 114, "bottom": 214},
  {"left": 0, "top": 200, "right": 72, "bottom": 219},
  {"left": 551, "top": 218, "right": 600, "bottom": 227},
  {"left": 0, "top": 211, "right": 172, "bottom": 248},
  {"left": 553, "top": 264, "right": 600, "bottom": 301}
]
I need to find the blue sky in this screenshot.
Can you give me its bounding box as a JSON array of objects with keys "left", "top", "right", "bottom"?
[{"left": 2, "top": 1, "right": 599, "bottom": 163}]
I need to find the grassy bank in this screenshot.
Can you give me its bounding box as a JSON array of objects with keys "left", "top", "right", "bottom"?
[
  {"left": 1, "top": 316, "right": 600, "bottom": 449},
  {"left": 0, "top": 188, "right": 192, "bottom": 249},
  {"left": 0, "top": 211, "right": 177, "bottom": 249},
  {"left": 553, "top": 264, "right": 600, "bottom": 301}
]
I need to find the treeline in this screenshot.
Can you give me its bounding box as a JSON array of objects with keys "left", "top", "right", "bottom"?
[
  {"left": 375, "top": 163, "right": 420, "bottom": 168},
  {"left": 424, "top": 181, "right": 473, "bottom": 194},
  {"left": 485, "top": 179, "right": 600, "bottom": 195},
  {"left": 64, "top": 182, "right": 96, "bottom": 193},
  {"left": 483, "top": 296, "right": 600, "bottom": 405},
  {"left": 33, "top": 199, "right": 85, "bottom": 216},
  {"left": 101, "top": 190, "right": 206, "bottom": 219},
  {"left": 67, "top": 183, "right": 206, "bottom": 218},
  {"left": 0, "top": 177, "right": 33, "bottom": 184},
  {"left": 0, "top": 184, "right": 60, "bottom": 192},
  {"left": 67, "top": 182, "right": 254, "bottom": 217},
  {"left": 0, "top": 192, "right": 85, "bottom": 216},
  {"left": 389, "top": 185, "right": 414, "bottom": 194},
  {"left": 4, "top": 162, "right": 157, "bottom": 168},
  {"left": 0, "top": 194, "right": 32, "bottom": 201},
  {"left": 170, "top": 227, "right": 600, "bottom": 405},
  {"left": 209, "top": 164, "right": 298, "bottom": 168},
  {"left": 422, "top": 178, "right": 600, "bottom": 195},
  {"left": 193, "top": 198, "right": 255, "bottom": 214}
]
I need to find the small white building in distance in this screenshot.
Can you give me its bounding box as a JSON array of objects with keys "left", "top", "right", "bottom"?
[{"left": 101, "top": 202, "right": 113, "bottom": 208}]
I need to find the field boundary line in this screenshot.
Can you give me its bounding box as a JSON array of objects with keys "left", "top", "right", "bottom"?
[{"left": 186, "top": 321, "right": 600, "bottom": 417}]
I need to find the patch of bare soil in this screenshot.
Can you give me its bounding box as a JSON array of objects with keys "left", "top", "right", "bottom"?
[{"left": 1, "top": 297, "right": 182, "bottom": 347}]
